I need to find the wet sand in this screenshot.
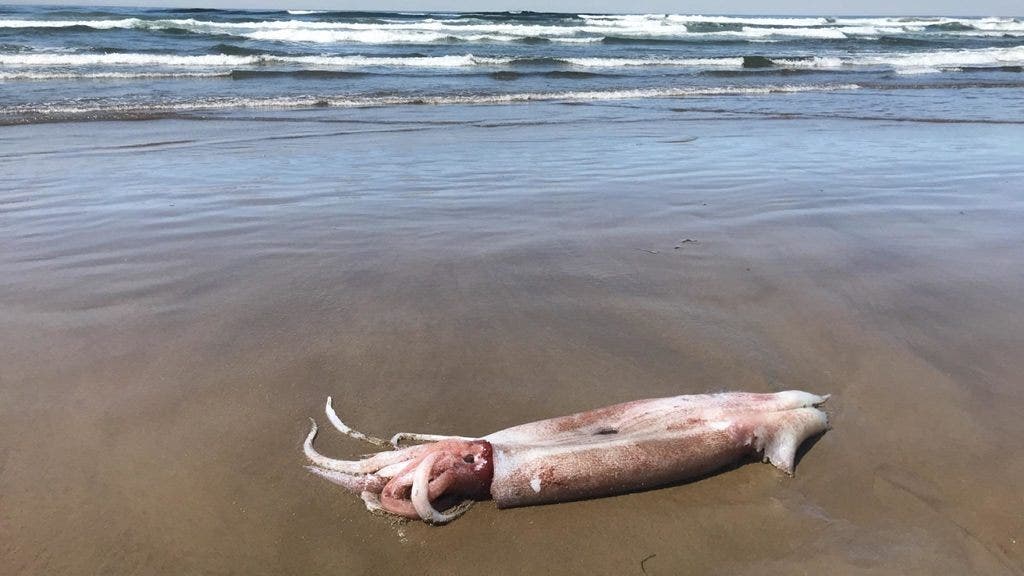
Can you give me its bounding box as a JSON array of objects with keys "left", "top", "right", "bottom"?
[{"left": 2, "top": 106, "right": 1023, "bottom": 574}]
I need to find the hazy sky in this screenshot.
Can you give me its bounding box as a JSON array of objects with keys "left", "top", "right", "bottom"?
[{"left": 8, "top": 0, "right": 1021, "bottom": 16}]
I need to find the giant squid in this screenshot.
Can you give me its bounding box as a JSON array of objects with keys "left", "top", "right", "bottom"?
[{"left": 303, "top": 390, "right": 830, "bottom": 523}]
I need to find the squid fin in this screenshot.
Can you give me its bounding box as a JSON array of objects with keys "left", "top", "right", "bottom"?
[{"left": 762, "top": 407, "right": 830, "bottom": 475}]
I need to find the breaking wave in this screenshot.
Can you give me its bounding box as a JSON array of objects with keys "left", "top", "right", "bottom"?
[
  {"left": 4, "top": 46, "right": 1022, "bottom": 73},
  {"left": 1, "top": 14, "right": 1022, "bottom": 44},
  {"left": 1, "top": 83, "right": 862, "bottom": 117}
]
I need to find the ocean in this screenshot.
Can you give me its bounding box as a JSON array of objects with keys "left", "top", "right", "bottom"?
[{"left": 1, "top": 5, "right": 1024, "bottom": 122}]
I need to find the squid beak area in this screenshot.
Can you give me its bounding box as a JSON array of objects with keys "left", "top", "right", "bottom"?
[
  {"left": 379, "top": 440, "right": 496, "bottom": 521},
  {"left": 459, "top": 439, "right": 495, "bottom": 499},
  {"left": 430, "top": 439, "right": 495, "bottom": 508}
]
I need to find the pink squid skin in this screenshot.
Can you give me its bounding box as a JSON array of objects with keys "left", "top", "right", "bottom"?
[
  {"left": 304, "top": 390, "right": 829, "bottom": 523},
  {"left": 378, "top": 440, "right": 493, "bottom": 519}
]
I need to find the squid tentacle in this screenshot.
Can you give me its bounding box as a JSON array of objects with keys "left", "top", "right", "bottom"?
[
  {"left": 375, "top": 460, "right": 418, "bottom": 479},
  {"left": 325, "top": 396, "right": 391, "bottom": 447},
  {"left": 410, "top": 452, "right": 440, "bottom": 522},
  {"left": 304, "top": 419, "right": 424, "bottom": 474},
  {"left": 376, "top": 450, "right": 470, "bottom": 522},
  {"left": 305, "top": 465, "right": 387, "bottom": 494},
  {"left": 379, "top": 468, "right": 419, "bottom": 518},
  {"left": 360, "top": 491, "right": 384, "bottom": 513},
  {"left": 390, "top": 432, "right": 476, "bottom": 448},
  {"left": 324, "top": 396, "right": 474, "bottom": 449},
  {"left": 409, "top": 452, "right": 467, "bottom": 524},
  {"left": 410, "top": 453, "right": 443, "bottom": 523}
]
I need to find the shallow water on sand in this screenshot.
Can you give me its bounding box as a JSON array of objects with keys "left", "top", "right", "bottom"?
[{"left": 1, "top": 101, "right": 1023, "bottom": 574}]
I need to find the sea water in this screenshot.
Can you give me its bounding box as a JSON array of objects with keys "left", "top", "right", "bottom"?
[{"left": 1, "top": 6, "right": 1023, "bottom": 122}]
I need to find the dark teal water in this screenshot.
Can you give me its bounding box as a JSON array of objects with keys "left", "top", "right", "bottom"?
[{"left": 2, "top": 5, "right": 1023, "bottom": 123}]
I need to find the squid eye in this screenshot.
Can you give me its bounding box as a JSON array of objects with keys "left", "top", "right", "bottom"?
[{"left": 463, "top": 455, "right": 475, "bottom": 463}]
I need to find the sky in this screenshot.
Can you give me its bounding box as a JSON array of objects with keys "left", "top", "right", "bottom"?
[{"left": 6, "top": 0, "right": 1021, "bottom": 16}]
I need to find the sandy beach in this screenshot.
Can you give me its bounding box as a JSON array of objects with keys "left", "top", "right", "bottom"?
[{"left": 2, "top": 105, "right": 1023, "bottom": 574}]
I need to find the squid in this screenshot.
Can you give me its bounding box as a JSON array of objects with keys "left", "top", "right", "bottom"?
[{"left": 303, "top": 390, "right": 830, "bottom": 523}]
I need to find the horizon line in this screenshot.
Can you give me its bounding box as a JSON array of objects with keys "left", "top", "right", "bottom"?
[{"left": 3, "top": 2, "right": 1021, "bottom": 18}]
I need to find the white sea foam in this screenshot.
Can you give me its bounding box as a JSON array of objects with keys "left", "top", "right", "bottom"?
[
  {"left": 0, "top": 53, "right": 263, "bottom": 66},
  {"left": 0, "top": 18, "right": 144, "bottom": 28},
  {"left": 583, "top": 14, "right": 832, "bottom": 27},
  {"left": 561, "top": 56, "right": 744, "bottom": 67},
  {"left": 734, "top": 27, "right": 848, "bottom": 39},
  {"left": 892, "top": 67, "right": 944, "bottom": 75},
  {"left": 855, "top": 46, "right": 1024, "bottom": 69},
  {"left": 780, "top": 46, "right": 1024, "bottom": 71},
  {"left": 0, "top": 53, "right": 494, "bottom": 68},
  {"left": 0, "top": 52, "right": 744, "bottom": 69},
  {"left": 0, "top": 70, "right": 227, "bottom": 80},
  {"left": 0, "top": 52, "right": 746, "bottom": 69},
  {"left": 241, "top": 29, "right": 517, "bottom": 43},
  {"left": 2, "top": 84, "right": 861, "bottom": 116},
  {"left": 0, "top": 52, "right": 793, "bottom": 70},
  {"left": 974, "top": 17, "right": 1024, "bottom": 31},
  {"left": 1, "top": 15, "right": 1021, "bottom": 44},
  {"left": 5, "top": 46, "right": 1021, "bottom": 72}
]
